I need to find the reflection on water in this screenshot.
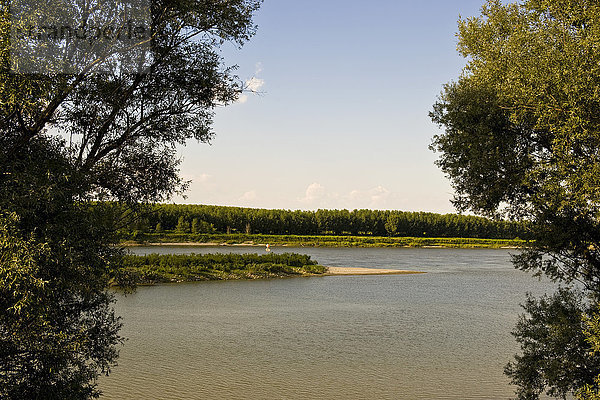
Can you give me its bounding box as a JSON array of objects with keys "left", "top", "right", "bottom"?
[{"left": 101, "top": 247, "right": 555, "bottom": 399}]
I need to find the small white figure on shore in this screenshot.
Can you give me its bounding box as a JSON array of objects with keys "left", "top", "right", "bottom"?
[{"left": 265, "top": 244, "right": 271, "bottom": 252}]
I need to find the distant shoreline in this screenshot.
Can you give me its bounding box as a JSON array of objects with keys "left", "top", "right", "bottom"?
[
  {"left": 121, "top": 237, "right": 524, "bottom": 250},
  {"left": 121, "top": 242, "right": 521, "bottom": 250}
]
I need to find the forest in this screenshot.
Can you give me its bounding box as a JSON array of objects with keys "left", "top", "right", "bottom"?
[{"left": 119, "top": 203, "right": 531, "bottom": 239}]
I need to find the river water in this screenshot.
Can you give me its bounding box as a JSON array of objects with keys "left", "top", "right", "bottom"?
[{"left": 100, "top": 247, "right": 556, "bottom": 399}]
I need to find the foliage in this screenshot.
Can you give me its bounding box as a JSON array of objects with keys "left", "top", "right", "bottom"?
[
  {"left": 2, "top": 1, "right": 262, "bottom": 203},
  {"left": 115, "top": 203, "right": 531, "bottom": 239},
  {"left": 430, "top": 0, "right": 600, "bottom": 289},
  {"left": 176, "top": 216, "right": 190, "bottom": 233},
  {"left": 118, "top": 252, "right": 326, "bottom": 283},
  {"left": 0, "top": 141, "right": 123, "bottom": 399},
  {"left": 505, "top": 289, "right": 600, "bottom": 400},
  {"left": 1, "top": 0, "right": 261, "bottom": 397},
  {"left": 579, "top": 377, "right": 600, "bottom": 400},
  {"left": 577, "top": 307, "right": 600, "bottom": 399},
  {"left": 431, "top": 1, "right": 600, "bottom": 397}
]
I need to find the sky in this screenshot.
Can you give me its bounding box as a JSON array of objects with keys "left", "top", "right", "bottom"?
[{"left": 173, "top": 0, "right": 487, "bottom": 213}]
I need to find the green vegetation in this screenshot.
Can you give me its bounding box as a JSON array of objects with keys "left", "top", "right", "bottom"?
[
  {"left": 121, "top": 231, "right": 525, "bottom": 249},
  {"left": 117, "top": 203, "right": 530, "bottom": 248},
  {"left": 504, "top": 289, "right": 600, "bottom": 399},
  {"left": 1, "top": 0, "right": 261, "bottom": 398},
  {"left": 577, "top": 307, "right": 600, "bottom": 400},
  {"left": 116, "top": 253, "right": 326, "bottom": 284},
  {"left": 116, "top": 203, "right": 531, "bottom": 240},
  {"left": 432, "top": 1, "right": 600, "bottom": 397}
]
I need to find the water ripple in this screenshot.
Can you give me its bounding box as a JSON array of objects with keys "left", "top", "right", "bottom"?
[{"left": 102, "top": 247, "right": 557, "bottom": 399}]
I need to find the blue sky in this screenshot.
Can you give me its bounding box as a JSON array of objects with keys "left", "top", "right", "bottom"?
[{"left": 174, "top": 0, "right": 486, "bottom": 213}]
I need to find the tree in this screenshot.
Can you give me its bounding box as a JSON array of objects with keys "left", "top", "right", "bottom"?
[
  {"left": 176, "top": 216, "right": 190, "bottom": 233},
  {"left": 0, "top": 142, "right": 124, "bottom": 399},
  {"left": 431, "top": 0, "right": 600, "bottom": 288},
  {"left": 385, "top": 213, "right": 399, "bottom": 236},
  {"left": 577, "top": 307, "right": 600, "bottom": 400},
  {"left": 504, "top": 289, "right": 600, "bottom": 399},
  {"left": 430, "top": 0, "right": 600, "bottom": 398},
  {"left": 1, "top": 0, "right": 261, "bottom": 397}
]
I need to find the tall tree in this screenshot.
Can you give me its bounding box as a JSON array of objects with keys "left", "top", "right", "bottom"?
[
  {"left": 430, "top": 0, "right": 600, "bottom": 398},
  {"left": 0, "top": 0, "right": 261, "bottom": 398}
]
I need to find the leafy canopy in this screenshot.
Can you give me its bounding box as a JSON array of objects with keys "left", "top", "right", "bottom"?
[
  {"left": 430, "top": 0, "right": 600, "bottom": 288},
  {"left": 577, "top": 307, "right": 600, "bottom": 400},
  {"left": 0, "top": 0, "right": 261, "bottom": 398},
  {"left": 430, "top": 1, "right": 600, "bottom": 398}
]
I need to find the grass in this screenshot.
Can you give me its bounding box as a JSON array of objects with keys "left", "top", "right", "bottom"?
[
  {"left": 121, "top": 232, "right": 528, "bottom": 249},
  {"left": 115, "top": 252, "right": 327, "bottom": 285}
]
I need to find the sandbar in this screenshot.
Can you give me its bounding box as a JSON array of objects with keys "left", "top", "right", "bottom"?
[{"left": 325, "top": 267, "right": 425, "bottom": 276}]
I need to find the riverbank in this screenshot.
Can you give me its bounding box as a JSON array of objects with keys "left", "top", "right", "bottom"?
[
  {"left": 114, "top": 253, "right": 426, "bottom": 286},
  {"left": 120, "top": 233, "right": 526, "bottom": 249}
]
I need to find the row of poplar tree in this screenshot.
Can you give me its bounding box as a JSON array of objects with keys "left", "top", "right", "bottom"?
[{"left": 121, "top": 204, "right": 530, "bottom": 239}]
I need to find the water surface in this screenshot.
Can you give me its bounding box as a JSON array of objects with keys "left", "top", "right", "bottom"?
[{"left": 101, "top": 247, "right": 555, "bottom": 399}]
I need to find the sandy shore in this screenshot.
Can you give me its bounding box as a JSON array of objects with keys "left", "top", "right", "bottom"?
[
  {"left": 127, "top": 242, "right": 260, "bottom": 247},
  {"left": 325, "top": 267, "right": 425, "bottom": 276}
]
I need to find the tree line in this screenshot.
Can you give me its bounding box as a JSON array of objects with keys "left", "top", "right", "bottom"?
[{"left": 120, "top": 203, "right": 531, "bottom": 239}]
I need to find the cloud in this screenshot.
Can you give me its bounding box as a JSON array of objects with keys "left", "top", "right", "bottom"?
[
  {"left": 196, "top": 173, "right": 212, "bottom": 183},
  {"left": 245, "top": 77, "right": 265, "bottom": 92},
  {"left": 236, "top": 63, "right": 265, "bottom": 104},
  {"left": 238, "top": 190, "right": 258, "bottom": 202},
  {"left": 299, "top": 182, "right": 344, "bottom": 209},
  {"left": 183, "top": 172, "right": 218, "bottom": 192},
  {"left": 237, "top": 77, "right": 264, "bottom": 104},
  {"left": 346, "top": 186, "right": 399, "bottom": 209},
  {"left": 300, "top": 183, "right": 327, "bottom": 203},
  {"left": 364, "top": 186, "right": 392, "bottom": 207}
]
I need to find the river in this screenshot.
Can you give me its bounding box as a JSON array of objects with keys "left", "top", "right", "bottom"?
[{"left": 100, "top": 246, "right": 556, "bottom": 399}]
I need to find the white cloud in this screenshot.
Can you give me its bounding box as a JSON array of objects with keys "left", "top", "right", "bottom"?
[
  {"left": 197, "top": 173, "right": 212, "bottom": 183},
  {"left": 347, "top": 186, "right": 389, "bottom": 208},
  {"left": 246, "top": 77, "right": 265, "bottom": 92},
  {"left": 367, "top": 185, "right": 391, "bottom": 207},
  {"left": 238, "top": 190, "right": 258, "bottom": 202},
  {"left": 235, "top": 66, "right": 265, "bottom": 104},
  {"left": 236, "top": 77, "right": 264, "bottom": 104},
  {"left": 300, "top": 182, "right": 327, "bottom": 203},
  {"left": 186, "top": 172, "right": 218, "bottom": 192}
]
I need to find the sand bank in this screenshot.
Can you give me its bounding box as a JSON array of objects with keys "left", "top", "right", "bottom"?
[
  {"left": 325, "top": 267, "right": 425, "bottom": 276},
  {"left": 126, "top": 242, "right": 264, "bottom": 247}
]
